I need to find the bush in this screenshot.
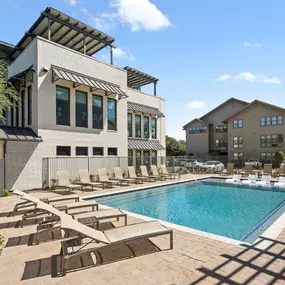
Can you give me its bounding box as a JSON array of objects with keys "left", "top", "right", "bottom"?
[
  {"left": 0, "top": 189, "right": 11, "bottom": 197},
  {"left": 0, "top": 235, "right": 4, "bottom": 256}
]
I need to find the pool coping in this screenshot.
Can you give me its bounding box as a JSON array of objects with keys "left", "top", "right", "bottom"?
[{"left": 82, "top": 175, "right": 285, "bottom": 250}]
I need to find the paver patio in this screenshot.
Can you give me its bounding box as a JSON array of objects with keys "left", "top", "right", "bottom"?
[{"left": 0, "top": 174, "right": 285, "bottom": 285}]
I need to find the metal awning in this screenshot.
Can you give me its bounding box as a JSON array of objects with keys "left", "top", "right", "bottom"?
[
  {"left": 52, "top": 65, "right": 128, "bottom": 99},
  {"left": 8, "top": 65, "right": 35, "bottom": 89},
  {"left": 128, "top": 138, "right": 164, "bottom": 150},
  {"left": 124, "top": 66, "right": 158, "bottom": 88},
  {"left": 10, "top": 7, "right": 116, "bottom": 59},
  {"left": 0, "top": 126, "right": 42, "bottom": 142},
  {"left": 128, "top": 101, "right": 164, "bottom": 117}
]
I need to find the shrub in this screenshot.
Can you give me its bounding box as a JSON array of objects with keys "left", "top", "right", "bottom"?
[
  {"left": 1, "top": 189, "right": 11, "bottom": 197},
  {"left": 0, "top": 235, "right": 4, "bottom": 256}
]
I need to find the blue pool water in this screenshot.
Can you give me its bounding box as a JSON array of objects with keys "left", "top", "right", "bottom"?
[{"left": 95, "top": 179, "right": 285, "bottom": 242}]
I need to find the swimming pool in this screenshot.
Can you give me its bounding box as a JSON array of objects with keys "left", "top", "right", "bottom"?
[{"left": 94, "top": 179, "right": 285, "bottom": 243}]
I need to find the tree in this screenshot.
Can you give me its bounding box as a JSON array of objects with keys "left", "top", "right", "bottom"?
[
  {"left": 0, "top": 60, "right": 18, "bottom": 120},
  {"left": 166, "top": 135, "right": 186, "bottom": 156}
]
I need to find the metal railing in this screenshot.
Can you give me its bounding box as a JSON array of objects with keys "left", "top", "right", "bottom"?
[{"left": 0, "top": 159, "right": 4, "bottom": 191}]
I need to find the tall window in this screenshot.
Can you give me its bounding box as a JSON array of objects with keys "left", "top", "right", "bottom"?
[
  {"left": 76, "top": 90, "right": 88, "bottom": 128},
  {"left": 233, "top": 119, "right": 243, "bottom": 128},
  {"left": 143, "top": 116, "right": 149, "bottom": 138},
  {"left": 92, "top": 95, "right": 103, "bottom": 129},
  {"left": 27, "top": 85, "right": 32, "bottom": 125},
  {"left": 56, "top": 86, "right": 70, "bottom": 126},
  {"left": 15, "top": 102, "right": 19, "bottom": 127},
  {"left": 128, "top": 113, "right": 132, "bottom": 137},
  {"left": 107, "top": 98, "right": 117, "bottom": 131},
  {"left": 151, "top": 117, "right": 157, "bottom": 139},
  {"left": 135, "top": 115, "right": 141, "bottom": 138},
  {"left": 21, "top": 89, "right": 25, "bottom": 127},
  {"left": 233, "top": 136, "right": 243, "bottom": 148},
  {"left": 10, "top": 98, "right": 14, "bottom": 126}
]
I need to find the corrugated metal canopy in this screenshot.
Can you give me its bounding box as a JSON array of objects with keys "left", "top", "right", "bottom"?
[
  {"left": 124, "top": 66, "right": 158, "bottom": 89},
  {"left": 0, "top": 126, "right": 42, "bottom": 142},
  {"left": 128, "top": 138, "right": 164, "bottom": 150},
  {"left": 128, "top": 101, "right": 164, "bottom": 117},
  {"left": 10, "top": 7, "right": 116, "bottom": 59},
  {"left": 52, "top": 65, "right": 128, "bottom": 99}
]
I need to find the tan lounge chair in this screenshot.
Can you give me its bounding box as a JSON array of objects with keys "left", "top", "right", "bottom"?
[
  {"left": 57, "top": 170, "right": 83, "bottom": 193},
  {"left": 160, "top": 165, "right": 177, "bottom": 179},
  {"left": 151, "top": 165, "right": 167, "bottom": 181},
  {"left": 140, "top": 165, "right": 159, "bottom": 182},
  {"left": 221, "top": 163, "right": 234, "bottom": 176},
  {"left": 244, "top": 164, "right": 253, "bottom": 175},
  {"left": 113, "top": 167, "right": 138, "bottom": 185},
  {"left": 98, "top": 168, "right": 120, "bottom": 187},
  {"left": 263, "top": 164, "right": 272, "bottom": 175},
  {"left": 79, "top": 169, "right": 109, "bottom": 190},
  {"left": 127, "top": 166, "right": 147, "bottom": 183},
  {"left": 59, "top": 219, "right": 173, "bottom": 275},
  {"left": 54, "top": 200, "right": 99, "bottom": 214}
]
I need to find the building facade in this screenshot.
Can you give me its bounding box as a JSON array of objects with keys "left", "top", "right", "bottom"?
[{"left": 0, "top": 7, "right": 165, "bottom": 191}]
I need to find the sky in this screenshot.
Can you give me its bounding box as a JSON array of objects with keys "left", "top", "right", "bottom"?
[{"left": 1, "top": 0, "right": 285, "bottom": 140}]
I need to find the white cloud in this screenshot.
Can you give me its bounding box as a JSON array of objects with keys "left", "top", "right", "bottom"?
[
  {"left": 186, "top": 101, "right": 207, "bottom": 110},
  {"left": 113, "top": 47, "right": 135, "bottom": 61},
  {"left": 214, "top": 72, "right": 281, "bottom": 84},
  {"left": 243, "top": 41, "right": 263, "bottom": 48},
  {"left": 168, "top": 130, "right": 185, "bottom": 141},
  {"left": 64, "top": 0, "right": 79, "bottom": 6}
]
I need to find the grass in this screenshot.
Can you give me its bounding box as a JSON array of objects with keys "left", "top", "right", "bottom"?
[
  {"left": 0, "top": 189, "right": 11, "bottom": 197},
  {"left": 0, "top": 235, "right": 4, "bottom": 256}
]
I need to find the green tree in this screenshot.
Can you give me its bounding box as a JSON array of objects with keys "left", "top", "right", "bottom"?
[
  {"left": 0, "top": 60, "right": 18, "bottom": 120},
  {"left": 166, "top": 135, "right": 186, "bottom": 156}
]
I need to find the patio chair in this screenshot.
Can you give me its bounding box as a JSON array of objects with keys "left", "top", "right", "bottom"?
[
  {"left": 160, "top": 165, "right": 177, "bottom": 179},
  {"left": 140, "top": 166, "right": 159, "bottom": 182},
  {"left": 42, "top": 194, "right": 80, "bottom": 204},
  {"left": 242, "top": 174, "right": 257, "bottom": 185},
  {"left": 113, "top": 167, "right": 138, "bottom": 185},
  {"left": 221, "top": 163, "right": 234, "bottom": 176},
  {"left": 256, "top": 175, "right": 271, "bottom": 186},
  {"left": 127, "top": 166, "right": 148, "bottom": 183},
  {"left": 245, "top": 164, "right": 253, "bottom": 175},
  {"left": 263, "top": 164, "right": 272, "bottom": 175},
  {"left": 97, "top": 168, "right": 120, "bottom": 187},
  {"left": 79, "top": 169, "right": 110, "bottom": 190},
  {"left": 226, "top": 174, "right": 241, "bottom": 183},
  {"left": 274, "top": 176, "right": 285, "bottom": 187},
  {"left": 57, "top": 170, "right": 83, "bottom": 193},
  {"left": 151, "top": 165, "right": 167, "bottom": 181},
  {"left": 59, "top": 218, "right": 173, "bottom": 275}
]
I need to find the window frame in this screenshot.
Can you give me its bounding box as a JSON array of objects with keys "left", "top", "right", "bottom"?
[
  {"left": 108, "top": 147, "right": 118, "bottom": 156},
  {"left": 233, "top": 119, "right": 243, "bottom": 128},
  {"left": 21, "top": 89, "right": 25, "bottom": 127},
  {"left": 93, "top": 147, "right": 104, "bottom": 156},
  {"left": 92, "top": 94, "right": 103, "bottom": 129},
  {"left": 233, "top": 136, "right": 243, "bottom": 149},
  {"left": 151, "top": 117, "right": 157, "bottom": 139},
  {"left": 76, "top": 146, "right": 88, "bottom": 156},
  {"left": 128, "top": 113, "right": 133, "bottom": 137},
  {"left": 233, "top": 152, "right": 243, "bottom": 161},
  {"left": 189, "top": 126, "right": 207, "bottom": 134},
  {"left": 56, "top": 146, "right": 71, "bottom": 156},
  {"left": 75, "top": 90, "right": 88, "bottom": 128},
  {"left": 215, "top": 125, "right": 228, "bottom": 133},
  {"left": 135, "top": 114, "right": 141, "bottom": 138},
  {"left": 143, "top": 116, "right": 149, "bottom": 139},
  {"left": 56, "top": 85, "right": 70, "bottom": 126},
  {"left": 107, "top": 98, "right": 117, "bottom": 131},
  {"left": 261, "top": 115, "right": 283, "bottom": 126},
  {"left": 260, "top": 134, "right": 283, "bottom": 148},
  {"left": 215, "top": 139, "right": 227, "bottom": 147},
  {"left": 27, "top": 85, "right": 32, "bottom": 125}
]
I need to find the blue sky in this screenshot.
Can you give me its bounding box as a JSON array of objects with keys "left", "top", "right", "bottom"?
[{"left": 1, "top": 0, "right": 285, "bottom": 140}]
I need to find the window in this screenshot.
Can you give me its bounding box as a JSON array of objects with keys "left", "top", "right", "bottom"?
[
  {"left": 56, "top": 146, "right": 71, "bottom": 156},
  {"left": 92, "top": 95, "right": 103, "bottom": 129},
  {"left": 189, "top": 126, "right": 207, "bottom": 133},
  {"left": 76, "top": 147, "right": 88, "bottom": 156},
  {"left": 278, "top": 116, "right": 283, "bottom": 125},
  {"left": 15, "top": 103, "right": 19, "bottom": 127},
  {"left": 56, "top": 86, "right": 70, "bottom": 126},
  {"left": 143, "top": 116, "right": 149, "bottom": 138},
  {"left": 21, "top": 89, "right": 25, "bottom": 127},
  {"left": 27, "top": 85, "right": 32, "bottom": 125},
  {"left": 152, "top": 150, "right": 157, "bottom": 157},
  {"left": 233, "top": 119, "right": 243, "bottom": 128},
  {"left": 10, "top": 98, "right": 14, "bottom": 126},
  {"left": 93, "top": 147, "right": 104, "bottom": 156},
  {"left": 128, "top": 149, "right": 133, "bottom": 157},
  {"left": 128, "top": 113, "right": 132, "bottom": 137},
  {"left": 234, "top": 153, "right": 243, "bottom": 161},
  {"left": 215, "top": 139, "right": 227, "bottom": 147},
  {"left": 261, "top": 116, "right": 283, "bottom": 126},
  {"left": 107, "top": 98, "right": 117, "bottom": 131},
  {"left": 233, "top": 136, "right": 243, "bottom": 148},
  {"left": 108, "top": 147, "right": 117, "bottom": 156},
  {"left": 151, "top": 117, "right": 157, "bottom": 139},
  {"left": 76, "top": 90, "right": 88, "bottom": 128},
  {"left": 135, "top": 115, "right": 141, "bottom": 138},
  {"left": 215, "top": 125, "right": 228, "bottom": 132},
  {"left": 260, "top": 134, "right": 283, "bottom": 148},
  {"left": 260, "top": 117, "right": 265, "bottom": 126},
  {"left": 261, "top": 152, "right": 276, "bottom": 161}
]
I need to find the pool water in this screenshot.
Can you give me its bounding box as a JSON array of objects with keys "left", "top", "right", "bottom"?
[{"left": 95, "top": 179, "right": 285, "bottom": 243}]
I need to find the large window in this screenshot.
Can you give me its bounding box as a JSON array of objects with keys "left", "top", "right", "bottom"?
[
  {"left": 56, "top": 86, "right": 70, "bottom": 126},
  {"left": 56, "top": 146, "right": 71, "bottom": 156},
  {"left": 128, "top": 113, "right": 132, "bottom": 137},
  {"left": 234, "top": 153, "right": 243, "bottom": 161},
  {"left": 76, "top": 90, "right": 88, "bottom": 128},
  {"left": 260, "top": 134, "right": 283, "bottom": 148},
  {"left": 93, "top": 147, "right": 104, "bottom": 156},
  {"left": 261, "top": 152, "right": 276, "bottom": 161},
  {"left": 233, "top": 136, "right": 243, "bottom": 148},
  {"left": 189, "top": 126, "right": 207, "bottom": 133},
  {"left": 215, "top": 125, "right": 227, "bottom": 132},
  {"left": 143, "top": 116, "right": 149, "bottom": 138},
  {"left": 92, "top": 95, "right": 103, "bottom": 129},
  {"left": 21, "top": 89, "right": 25, "bottom": 127},
  {"left": 108, "top": 147, "right": 117, "bottom": 156},
  {"left": 151, "top": 117, "right": 157, "bottom": 139},
  {"left": 107, "top": 98, "right": 117, "bottom": 131},
  {"left": 215, "top": 139, "right": 227, "bottom": 147},
  {"left": 27, "top": 85, "right": 32, "bottom": 125},
  {"left": 76, "top": 147, "right": 88, "bottom": 156},
  {"left": 135, "top": 115, "right": 141, "bottom": 138},
  {"left": 261, "top": 116, "right": 283, "bottom": 126},
  {"left": 233, "top": 119, "right": 243, "bottom": 128}
]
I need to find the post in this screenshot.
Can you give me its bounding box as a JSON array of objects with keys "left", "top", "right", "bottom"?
[
  {"left": 83, "top": 36, "right": 86, "bottom": 55},
  {"left": 110, "top": 47, "right": 113, "bottom": 65},
  {"left": 154, "top": 81, "right": 157, "bottom": 96},
  {"left": 48, "top": 17, "right": 51, "bottom": 41}
]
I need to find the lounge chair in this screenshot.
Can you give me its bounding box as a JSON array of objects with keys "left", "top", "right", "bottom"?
[
  {"left": 127, "top": 166, "right": 148, "bottom": 183},
  {"left": 113, "top": 167, "right": 138, "bottom": 185},
  {"left": 160, "top": 165, "right": 177, "bottom": 179},
  {"left": 98, "top": 168, "right": 120, "bottom": 187},
  {"left": 151, "top": 165, "right": 167, "bottom": 180},
  {"left": 263, "top": 164, "right": 272, "bottom": 175},
  {"left": 221, "top": 163, "right": 234, "bottom": 176},
  {"left": 140, "top": 166, "right": 159, "bottom": 182},
  {"left": 226, "top": 174, "right": 241, "bottom": 183},
  {"left": 79, "top": 169, "right": 109, "bottom": 190},
  {"left": 42, "top": 194, "right": 79, "bottom": 204},
  {"left": 244, "top": 164, "right": 253, "bottom": 175},
  {"left": 57, "top": 170, "right": 83, "bottom": 193},
  {"left": 54, "top": 200, "right": 99, "bottom": 214},
  {"left": 256, "top": 175, "right": 271, "bottom": 186},
  {"left": 242, "top": 174, "right": 257, "bottom": 185},
  {"left": 274, "top": 176, "right": 285, "bottom": 187},
  {"left": 59, "top": 218, "right": 173, "bottom": 275}
]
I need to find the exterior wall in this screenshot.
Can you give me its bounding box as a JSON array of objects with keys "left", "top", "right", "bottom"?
[{"left": 228, "top": 101, "right": 285, "bottom": 160}]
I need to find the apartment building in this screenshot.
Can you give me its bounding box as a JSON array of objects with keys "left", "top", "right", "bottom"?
[
  {"left": 0, "top": 7, "right": 165, "bottom": 191},
  {"left": 183, "top": 98, "right": 285, "bottom": 163}
]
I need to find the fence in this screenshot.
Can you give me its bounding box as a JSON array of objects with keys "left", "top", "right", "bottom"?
[{"left": 0, "top": 159, "right": 4, "bottom": 191}]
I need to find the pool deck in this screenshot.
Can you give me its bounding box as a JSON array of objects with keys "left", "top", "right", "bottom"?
[{"left": 1, "top": 174, "right": 285, "bottom": 284}]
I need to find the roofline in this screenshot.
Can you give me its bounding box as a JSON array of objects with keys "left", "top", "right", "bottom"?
[
  {"left": 0, "top": 40, "right": 15, "bottom": 48},
  {"left": 183, "top": 118, "right": 210, "bottom": 129},
  {"left": 223, "top": 99, "right": 285, "bottom": 123}
]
